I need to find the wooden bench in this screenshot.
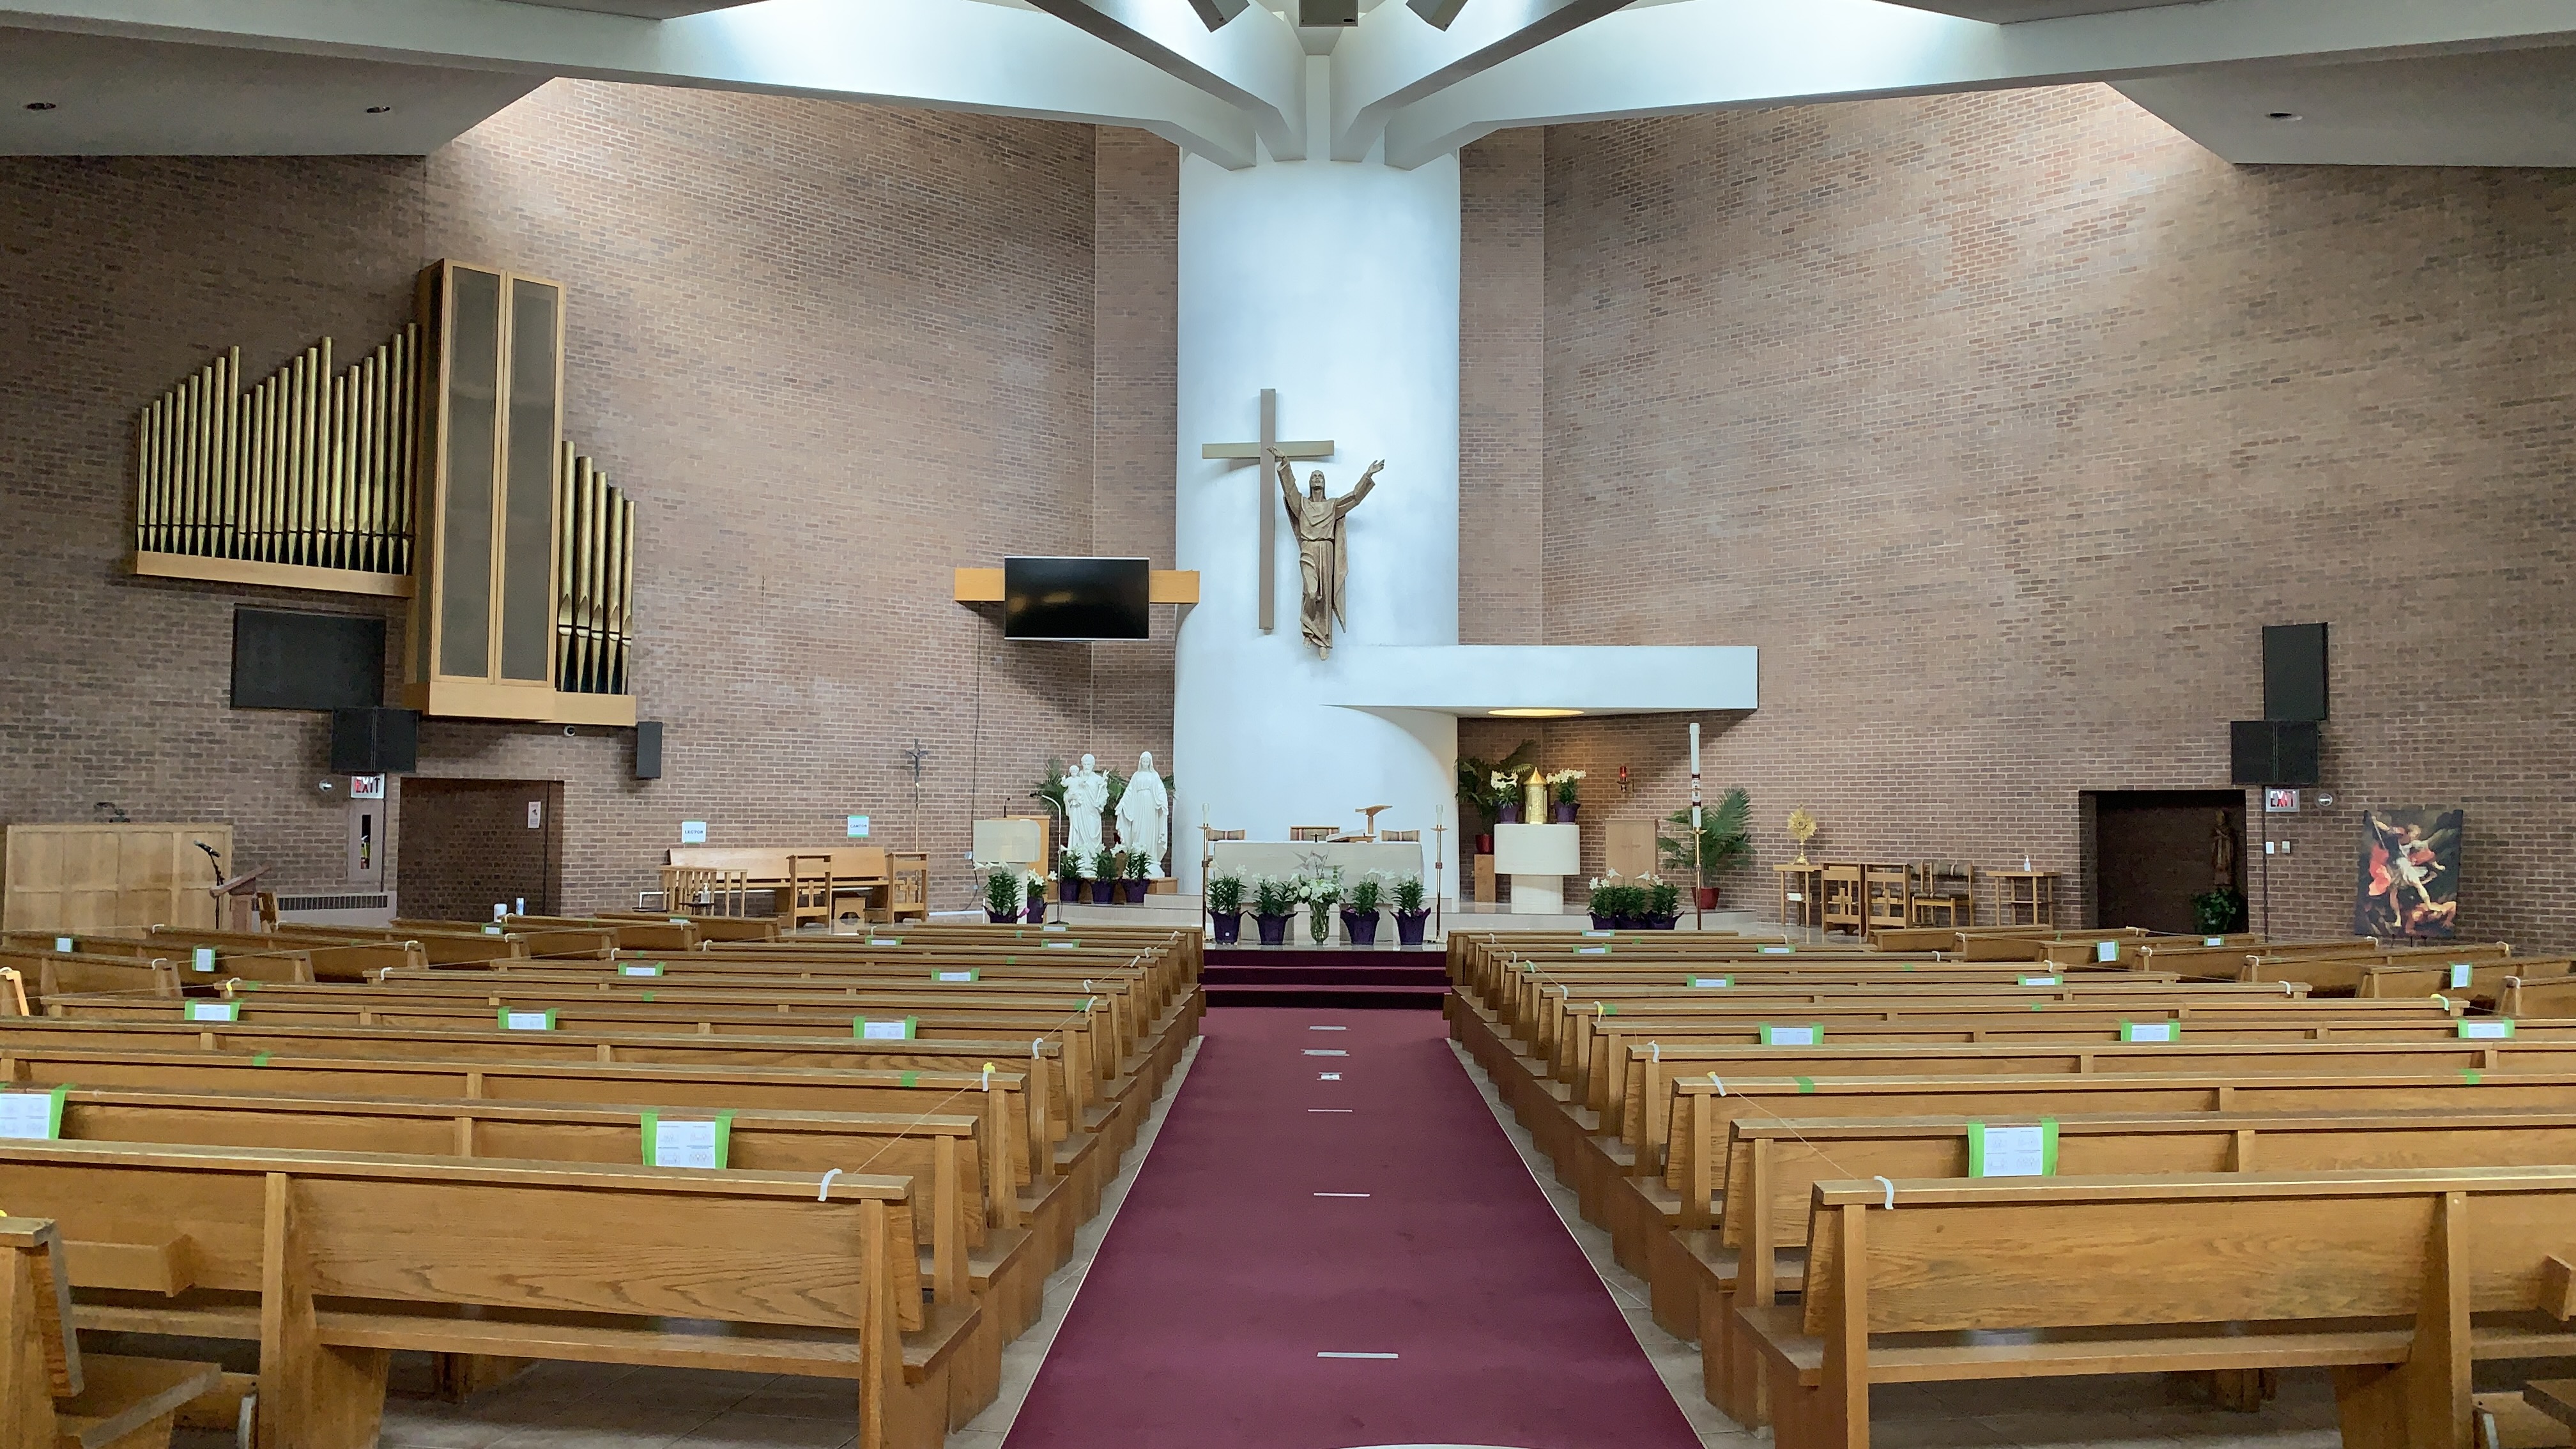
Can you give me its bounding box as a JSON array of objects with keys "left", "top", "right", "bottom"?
[
  {"left": 392, "top": 919, "right": 617, "bottom": 960},
  {"left": 0, "top": 1216, "right": 221, "bottom": 1449},
  {"left": 0, "top": 947, "right": 180, "bottom": 1008},
  {"left": 1744, "top": 1165, "right": 2576, "bottom": 1449},
  {"left": 1710, "top": 1105, "right": 2576, "bottom": 1427},
  {"left": 599, "top": 908, "right": 782, "bottom": 941},
  {"left": 0, "top": 1139, "right": 944, "bottom": 1449},
  {"left": 4, "top": 933, "right": 319, "bottom": 986}
]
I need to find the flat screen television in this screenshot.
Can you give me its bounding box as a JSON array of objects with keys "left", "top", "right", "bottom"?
[
  {"left": 231, "top": 608, "right": 385, "bottom": 711},
  {"left": 1004, "top": 556, "right": 1151, "bottom": 641}
]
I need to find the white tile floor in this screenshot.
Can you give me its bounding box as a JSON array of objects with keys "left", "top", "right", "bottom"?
[{"left": 170, "top": 1022, "right": 2376, "bottom": 1449}]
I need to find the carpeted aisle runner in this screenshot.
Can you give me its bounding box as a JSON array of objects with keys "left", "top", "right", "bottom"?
[{"left": 1003, "top": 1008, "right": 1701, "bottom": 1449}]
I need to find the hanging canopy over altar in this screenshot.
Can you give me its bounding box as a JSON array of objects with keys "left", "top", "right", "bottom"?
[{"left": 1207, "top": 839, "right": 1425, "bottom": 887}]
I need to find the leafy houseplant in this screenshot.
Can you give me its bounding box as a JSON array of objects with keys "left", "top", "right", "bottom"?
[
  {"left": 1091, "top": 849, "right": 1121, "bottom": 905},
  {"left": 983, "top": 868, "right": 1022, "bottom": 923},
  {"left": 1206, "top": 872, "right": 1246, "bottom": 945},
  {"left": 1588, "top": 877, "right": 1648, "bottom": 929},
  {"left": 1022, "top": 870, "right": 1049, "bottom": 923},
  {"left": 1391, "top": 873, "right": 1430, "bottom": 947},
  {"left": 1644, "top": 877, "right": 1682, "bottom": 928},
  {"left": 1121, "top": 845, "right": 1150, "bottom": 903},
  {"left": 1059, "top": 847, "right": 1087, "bottom": 902},
  {"left": 1546, "top": 769, "right": 1586, "bottom": 822},
  {"left": 2192, "top": 886, "right": 2246, "bottom": 935},
  {"left": 1457, "top": 740, "right": 1537, "bottom": 843},
  {"left": 1659, "top": 786, "right": 1752, "bottom": 911},
  {"left": 1251, "top": 875, "right": 1298, "bottom": 946},
  {"left": 1341, "top": 872, "right": 1385, "bottom": 947}
]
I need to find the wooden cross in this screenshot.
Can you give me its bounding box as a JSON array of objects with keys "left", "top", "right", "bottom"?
[{"left": 1200, "top": 387, "right": 1332, "bottom": 634}]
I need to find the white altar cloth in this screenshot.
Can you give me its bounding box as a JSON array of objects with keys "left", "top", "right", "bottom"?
[{"left": 1207, "top": 840, "right": 1426, "bottom": 885}]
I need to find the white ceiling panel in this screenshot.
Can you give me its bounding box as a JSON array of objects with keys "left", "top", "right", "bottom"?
[
  {"left": 499, "top": 0, "right": 766, "bottom": 15},
  {"left": 0, "top": 27, "right": 542, "bottom": 155},
  {"left": 1876, "top": 1, "right": 2193, "bottom": 19},
  {"left": 2117, "top": 44, "right": 2576, "bottom": 167}
]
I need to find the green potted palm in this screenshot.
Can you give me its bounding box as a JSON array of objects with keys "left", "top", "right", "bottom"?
[
  {"left": 1457, "top": 741, "right": 1535, "bottom": 852},
  {"left": 1091, "top": 849, "right": 1121, "bottom": 905},
  {"left": 1392, "top": 873, "right": 1431, "bottom": 946},
  {"left": 1342, "top": 872, "right": 1384, "bottom": 947},
  {"left": 1207, "top": 871, "right": 1246, "bottom": 944},
  {"left": 1660, "top": 786, "right": 1752, "bottom": 911},
  {"left": 1251, "top": 875, "right": 1297, "bottom": 946},
  {"left": 982, "top": 868, "right": 1022, "bottom": 923},
  {"left": 1121, "top": 848, "right": 1150, "bottom": 903}
]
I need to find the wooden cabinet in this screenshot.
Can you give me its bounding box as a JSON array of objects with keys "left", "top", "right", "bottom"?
[{"left": 2, "top": 824, "right": 233, "bottom": 933}]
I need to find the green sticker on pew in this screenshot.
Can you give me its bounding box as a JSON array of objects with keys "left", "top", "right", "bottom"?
[
  {"left": 639, "top": 992, "right": 656, "bottom": 1002},
  {"left": 2119, "top": 1020, "right": 2178, "bottom": 1043},
  {"left": 1758, "top": 946, "right": 1795, "bottom": 955},
  {"left": 1793, "top": 1076, "right": 1816, "bottom": 1094},
  {"left": 856, "top": 1016, "right": 919, "bottom": 1042},
  {"left": 620, "top": 963, "right": 665, "bottom": 977},
  {"left": 2018, "top": 975, "right": 2060, "bottom": 986},
  {"left": 869, "top": 938, "right": 903, "bottom": 947},
  {"left": 1597, "top": 1002, "right": 1616, "bottom": 1016},
  {"left": 1004, "top": 957, "right": 1017, "bottom": 965},
  {"left": 186, "top": 1000, "right": 240, "bottom": 1023},
  {"left": 1966, "top": 1118, "right": 2058, "bottom": 1179},
  {"left": 1576, "top": 946, "right": 1611, "bottom": 956},
  {"left": 250, "top": 1053, "right": 272, "bottom": 1066},
  {"left": 1759, "top": 1023, "right": 1823, "bottom": 1046},
  {"left": 1688, "top": 976, "right": 1733, "bottom": 988},
  {"left": 499, "top": 1008, "right": 558, "bottom": 1032},
  {"left": 901, "top": 1072, "right": 919, "bottom": 1087},
  {"left": 640, "top": 1110, "right": 733, "bottom": 1170},
  {"left": 933, "top": 969, "right": 980, "bottom": 983},
  {"left": 236, "top": 981, "right": 261, "bottom": 992},
  {"left": 1046, "top": 941, "right": 1080, "bottom": 950},
  {"left": 0, "top": 1085, "right": 68, "bottom": 1141},
  {"left": 2458, "top": 1019, "right": 2515, "bottom": 1040},
  {"left": 2462, "top": 1069, "right": 2483, "bottom": 1085}
]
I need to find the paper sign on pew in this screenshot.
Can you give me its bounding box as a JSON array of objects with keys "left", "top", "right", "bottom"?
[
  {"left": 2096, "top": 940, "right": 2120, "bottom": 963},
  {"left": 621, "top": 963, "right": 665, "bottom": 977},
  {"left": 52, "top": 937, "right": 71, "bottom": 953},
  {"left": 0, "top": 1086, "right": 70, "bottom": 1141},
  {"left": 640, "top": 1110, "right": 734, "bottom": 1170},
  {"left": 2119, "top": 1020, "right": 2179, "bottom": 1043},
  {"left": 932, "top": 969, "right": 978, "bottom": 983},
  {"left": 1759, "top": 1023, "right": 1823, "bottom": 1046},
  {"left": 185, "top": 1001, "right": 240, "bottom": 1023},
  {"left": 1689, "top": 976, "right": 1733, "bottom": 988},
  {"left": 2460, "top": 1020, "right": 2516, "bottom": 1040},
  {"left": 499, "top": 1008, "right": 558, "bottom": 1031},
  {"left": 1967, "top": 1119, "right": 2059, "bottom": 1178},
  {"left": 2019, "top": 975, "right": 2060, "bottom": 986},
  {"left": 855, "top": 1016, "right": 919, "bottom": 1041},
  {"left": 192, "top": 946, "right": 217, "bottom": 972},
  {"left": 2451, "top": 963, "right": 2476, "bottom": 989}
]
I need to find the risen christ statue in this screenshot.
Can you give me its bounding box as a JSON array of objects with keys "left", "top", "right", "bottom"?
[{"left": 1277, "top": 456, "right": 1381, "bottom": 658}]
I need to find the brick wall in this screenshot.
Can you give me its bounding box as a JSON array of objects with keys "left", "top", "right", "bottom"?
[
  {"left": 1459, "top": 130, "right": 1546, "bottom": 645},
  {"left": 397, "top": 778, "right": 560, "bottom": 921},
  {"left": 1498, "top": 84, "right": 2576, "bottom": 947},
  {"left": 0, "top": 81, "right": 1167, "bottom": 914}
]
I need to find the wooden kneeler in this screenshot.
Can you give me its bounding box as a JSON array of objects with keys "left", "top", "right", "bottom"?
[{"left": 0, "top": 1216, "right": 221, "bottom": 1449}]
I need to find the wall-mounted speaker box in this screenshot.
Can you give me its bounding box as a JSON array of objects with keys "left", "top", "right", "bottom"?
[
  {"left": 634, "top": 721, "right": 663, "bottom": 781},
  {"left": 330, "top": 707, "right": 418, "bottom": 775},
  {"left": 2263, "top": 622, "right": 2328, "bottom": 721},
  {"left": 233, "top": 608, "right": 385, "bottom": 711},
  {"left": 2230, "top": 719, "right": 2320, "bottom": 787}
]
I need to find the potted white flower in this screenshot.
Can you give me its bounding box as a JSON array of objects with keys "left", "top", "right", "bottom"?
[{"left": 1547, "top": 769, "right": 1586, "bottom": 822}]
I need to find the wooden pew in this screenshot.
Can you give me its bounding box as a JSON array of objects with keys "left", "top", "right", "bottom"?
[
  {"left": 0, "top": 1140, "right": 944, "bottom": 1449},
  {"left": 600, "top": 909, "right": 782, "bottom": 941},
  {"left": 0, "top": 948, "right": 180, "bottom": 1008},
  {"left": 0, "top": 1216, "right": 222, "bottom": 1449},
  {"left": 503, "top": 913, "right": 701, "bottom": 951},
  {"left": 392, "top": 919, "right": 617, "bottom": 960},
  {"left": 1710, "top": 1106, "right": 2576, "bottom": 1426},
  {"left": 2236, "top": 942, "right": 2517, "bottom": 994},
  {"left": 2362, "top": 957, "right": 2576, "bottom": 1004},
  {"left": 3, "top": 933, "right": 317, "bottom": 986},
  {"left": 1745, "top": 1165, "right": 2576, "bottom": 1449}
]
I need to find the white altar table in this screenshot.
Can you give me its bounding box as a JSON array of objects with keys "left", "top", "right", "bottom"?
[{"left": 1207, "top": 840, "right": 1425, "bottom": 885}]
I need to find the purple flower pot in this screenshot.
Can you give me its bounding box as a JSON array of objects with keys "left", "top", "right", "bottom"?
[
  {"left": 1091, "top": 880, "right": 1117, "bottom": 905},
  {"left": 1394, "top": 908, "right": 1430, "bottom": 947},
  {"left": 1254, "top": 912, "right": 1292, "bottom": 946},
  {"left": 1497, "top": 803, "right": 1522, "bottom": 825},
  {"left": 1648, "top": 914, "right": 1679, "bottom": 930},
  {"left": 1061, "top": 878, "right": 1082, "bottom": 903},
  {"left": 1340, "top": 908, "right": 1381, "bottom": 947},
  {"left": 1553, "top": 802, "right": 1578, "bottom": 823},
  {"left": 1210, "top": 912, "right": 1243, "bottom": 945},
  {"left": 1124, "top": 880, "right": 1148, "bottom": 904},
  {"left": 1590, "top": 913, "right": 1616, "bottom": 931},
  {"left": 986, "top": 908, "right": 1018, "bottom": 923},
  {"left": 1025, "top": 899, "right": 1048, "bottom": 924}
]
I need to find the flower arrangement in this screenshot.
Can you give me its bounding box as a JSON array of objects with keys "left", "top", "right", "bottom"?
[
  {"left": 1587, "top": 875, "right": 1649, "bottom": 925},
  {"left": 1346, "top": 872, "right": 1384, "bottom": 915},
  {"left": 982, "top": 868, "right": 1022, "bottom": 919},
  {"left": 1546, "top": 768, "right": 1586, "bottom": 804},
  {"left": 1094, "top": 848, "right": 1123, "bottom": 881},
  {"left": 1645, "top": 876, "right": 1682, "bottom": 922},
  {"left": 1296, "top": 870, "right": 1342, "bottom": 944},
  {"left": 1251, "top": 875, "right": 1298, "bottom": 919},
  {"left": 1061, "top": 847, "right": 1091, "bottom": 881},
  {"left": 1207, "top": 872, "right": 1246, "bottom": 916},
  {"left": 1392, "top": 874, "right": 1427, "bottom": 914}
]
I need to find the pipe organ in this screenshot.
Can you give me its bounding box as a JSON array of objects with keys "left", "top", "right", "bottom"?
[{"left": 126, "top": 261, "right": 640, "bottom": 726}]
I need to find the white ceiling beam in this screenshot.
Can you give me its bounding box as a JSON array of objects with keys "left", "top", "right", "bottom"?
[
  {"left": 0, "top": 0, "right": 1264, "bottom": 166},
  {"left": 1018, "top": 0, "right": 1308, "bottom": 159},
  {"left": 1328, "top": 0, "right": 1633, "bottom": 161},
  {"left": 1383, "top": 0, "right": 2576, "bottom": 165}
]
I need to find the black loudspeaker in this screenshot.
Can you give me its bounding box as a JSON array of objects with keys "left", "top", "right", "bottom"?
[
  {"left": 2262, "top": 622, "right": 2328, "bottom": 721},
  {"left": 330, "top": 707, "right": 418, "bottom": 775},
  {"left": 634, "top": 721, "right": 664, "bottom": 781},
  {"left": 2230, "top": 719, "right": 2320, "bottom": 786}
]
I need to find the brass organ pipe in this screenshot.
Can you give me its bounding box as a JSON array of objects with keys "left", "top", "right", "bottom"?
[
  {"left": 220, "top": 347, "right": 241, "bottom": 560},
  {"left": 173, "top": 369, "right": 193, "bottom": 555},
  {"left": 575, "top": 457, "right": 599, "bottom": 692},
  {"left": 612, "top": 489, "right": 635, "bottom": 694},
  {"left": 554, "top": 441, "right": 576, "bottom": 687},
  {"left": 183, "top": 364, "right": 204, "bottom": 556}
]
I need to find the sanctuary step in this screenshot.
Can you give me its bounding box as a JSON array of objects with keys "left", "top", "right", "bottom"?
[{"left": 1201, "top": 946, "right": 1450, "bottom": 1010}]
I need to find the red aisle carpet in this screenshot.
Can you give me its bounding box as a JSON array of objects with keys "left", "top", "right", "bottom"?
[{"left": 1002, "top": 1008, "right": 1702, "bottom": 1449}]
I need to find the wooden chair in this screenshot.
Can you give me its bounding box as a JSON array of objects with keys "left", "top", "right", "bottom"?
[
  {"left": 1907, "top": 861, "right": 1975, "bottom": 928},
  {"left": 1863, "top": 864, "right": 1910, "bottom": 933},
  {"left": 885, "top": 854, "right": 930, "bottom": 924},
  {"left": 0, "top": 1216, "right": 222, "bottom": 1449},
  {"left": 1818, "top": 864, "right": 1864, "bottom": 935},
  {"left": 658, "top": 865, "right": 715, "bottom": 914},
  {"left": 1288, "top": 826, "right": 1337, "bottom": 843},
  {"left": 784, "top": 854, "right": 835, "bottom": 930}
]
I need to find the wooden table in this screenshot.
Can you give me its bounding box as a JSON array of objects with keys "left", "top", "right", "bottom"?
[
  {"left": 1989, "top": 869, "right": 2061, "bottom": 928},
  {"left": 1774, "top": 863, "right": 1821, "bottom": 930}
]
